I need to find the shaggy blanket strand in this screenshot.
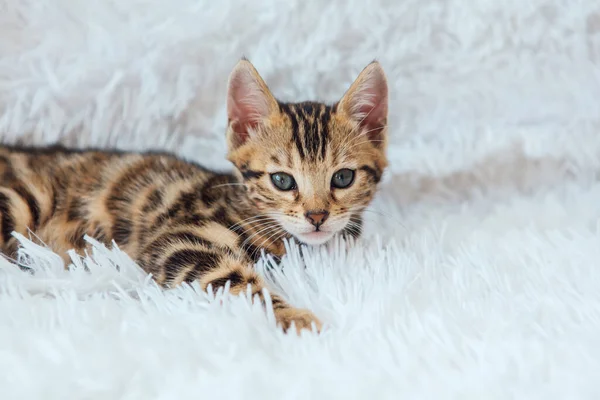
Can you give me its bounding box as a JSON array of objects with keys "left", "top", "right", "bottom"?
[{"left": 1, "top": 0, "right": 600, "bottom": 398}]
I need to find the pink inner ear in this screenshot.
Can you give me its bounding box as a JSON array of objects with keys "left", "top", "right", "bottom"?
[
  {"left": 228, "top": 96, "right": 262, "bottom": 145},
  {"left": 227, "top": 68, "right": 272, "bottom": 147},
  {"left": 341, "top": 63, "right": 388, "bottom": 146},
  {"left": 352, "top": 86, "right": 388, "bottom": 144}
]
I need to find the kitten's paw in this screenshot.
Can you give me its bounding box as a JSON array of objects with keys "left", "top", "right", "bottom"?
[{"left": 275, "top": 308, "right": 322, "bottom": 334}]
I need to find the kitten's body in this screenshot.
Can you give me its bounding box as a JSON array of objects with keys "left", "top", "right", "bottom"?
[
  {"left": 0, "top": 146, "right": 287, "bottom": 271},
  {"left": 0, "top": 60, "right": 388, "bottom": 333}
]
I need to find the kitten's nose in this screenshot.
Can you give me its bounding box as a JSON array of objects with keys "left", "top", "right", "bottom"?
[{"left": 305, "top": 210, "right": 329, "bottom": 228}]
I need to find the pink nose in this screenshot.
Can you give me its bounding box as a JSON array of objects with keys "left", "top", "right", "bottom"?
[{"left": 305, "top": 210, "right": 329, "bottom": 227}]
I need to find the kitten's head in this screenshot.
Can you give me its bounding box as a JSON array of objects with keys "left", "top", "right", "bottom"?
[{"left": 225, "top": 59, "right": 388, "bottom": 246}]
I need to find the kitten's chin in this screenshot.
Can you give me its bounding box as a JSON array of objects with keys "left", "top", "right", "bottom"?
[{"left": 294, "top": 231, "right": 336, "bottom": 246}]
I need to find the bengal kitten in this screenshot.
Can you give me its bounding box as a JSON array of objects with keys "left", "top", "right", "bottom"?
[{"left": 0, "top": 60, "right": 388, "bottom": 333}]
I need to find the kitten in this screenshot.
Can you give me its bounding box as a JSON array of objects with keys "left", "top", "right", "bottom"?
[{"left": 0, "top": 59, "right": 388, "bottom": 333}]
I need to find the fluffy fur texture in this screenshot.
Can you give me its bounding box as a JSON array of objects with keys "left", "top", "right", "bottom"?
[{"left": 1, "top": 0, "right": 600, "bottom": 398}]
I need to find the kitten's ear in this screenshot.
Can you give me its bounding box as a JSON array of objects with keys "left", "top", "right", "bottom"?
[
  {"left": 337, "top": 61, "right": 388, "bottom": 146},
  {"left": 227, "top": 59, "right": 278, "bottom": 148}
]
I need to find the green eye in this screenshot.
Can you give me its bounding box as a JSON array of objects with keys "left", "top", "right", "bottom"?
[
  {"left": 270, "top": 172, "right": 296, "bottom": 191},
  {"left": 331, "top": 169, "right": 355, "bottom": 189}
]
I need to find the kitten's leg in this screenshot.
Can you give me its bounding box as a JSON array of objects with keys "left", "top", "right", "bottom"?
[
  {"left": 0, "top": 153, "right": 52, "bottom": 259},
  {"left": 201, "top": 255, "right": 321, "bottom": 334},
  {"left": 0, "top": 187, "right": 39, "bottom": 257},
  {"left": 139, "top": 245, "right": 321, "bottom": 334}
]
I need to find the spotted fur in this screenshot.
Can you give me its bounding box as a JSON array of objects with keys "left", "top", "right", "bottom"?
[{"left": 0, "top": 60, "right": 388, "bottom": 333}]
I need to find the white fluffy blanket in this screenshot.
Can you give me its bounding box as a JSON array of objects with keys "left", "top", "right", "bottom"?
[{"left": 1, "top": 0, "right": 600, "bottom": 398}]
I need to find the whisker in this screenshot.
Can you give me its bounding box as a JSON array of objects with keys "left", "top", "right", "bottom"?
[
  {"left": 360, "top": 125, "right": 388, "bottom": 136},
  {"left": 328, "top": 120, "right": 366, "bottom": 156},
  {"left": 209, "top": 183, "right": 246, "bottom": 190},
  {"left": 344, "top": 223, "right": 361, "bottom": 237},
  {"left": 25, "top": 227, "right": 50, "bottom": 248},
  {"left": 234, "top": 211, "right": 288, "bottom": 236},
  {"left": 251, "top": 228, "right": 286, "bottom": 260},
  {"left": 361, "top": 209, "right": 405, "bottom": 226},
  {"left": 237, "top": 219, "right": 281, "bottom": 242},
  {"left": 229, "top": 214, "right": 275, "bottom": 230},
  {"left": 328, "top": 206, "right": 408, "bottom": 236},
  {"left": 230, "top": 217, "right": 273, "bottom": 231},
  {"left": 241, "top": 222, "right": 281, "bottom": 250},
  {"left": 331, "top": 125, "right": 387, "bottom": 159},
  {"left": 0, "top": 252, "right": 29, "bottom": 269},
  {"left": 347, "top": 207, "right": 408, "bottom": 232},
  {"left": 251, "top": 228, "right": 283, "bottom": 257},
  {"left": 239, "top": 220, "right": 277, "bottom": 233},
  {"left": 247, "top": 226, "right": 284, "bottom": 259},
  {"left": 343, "top": 139, "right": 386, "bottom": 152}
]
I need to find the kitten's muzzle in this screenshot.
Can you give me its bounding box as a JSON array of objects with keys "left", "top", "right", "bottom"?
[{"left": 304, "top": 210, "right": 329, "bottom": 230}]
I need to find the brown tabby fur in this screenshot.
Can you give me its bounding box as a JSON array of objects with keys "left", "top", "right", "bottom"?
[{"left": 0, "top": 60, "right": 388, "bottom": 333}]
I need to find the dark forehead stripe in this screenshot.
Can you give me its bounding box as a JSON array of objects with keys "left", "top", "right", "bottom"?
[
  {"left": 279, "top": 101, "right": 333, "bottom": 161},
  {"left": 299, "top": 103, "right": 319, "bottom": 159},
  {"left": 278, "top": 102, "right": 305, "bottom": 160},
  {"left": 319, "top": 105, "right": 331, "bottom": 160}
]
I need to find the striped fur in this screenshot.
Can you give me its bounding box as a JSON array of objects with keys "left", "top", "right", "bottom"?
[{"left": 0, "top": 60, "right": 388, "bottom": 333}]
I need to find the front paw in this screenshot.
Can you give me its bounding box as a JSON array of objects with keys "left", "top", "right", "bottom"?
[{"left": 275, "top": 308, "right": 322, "bottom": 334}]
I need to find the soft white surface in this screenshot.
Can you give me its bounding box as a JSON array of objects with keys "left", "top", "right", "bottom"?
[{"left": 1, "top": 0, "right": 600, "bottom": 398}]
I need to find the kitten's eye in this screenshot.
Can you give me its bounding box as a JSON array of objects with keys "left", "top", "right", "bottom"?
[
  {"left": 270, "top": 172, "right": 296, "bottom": 191},
  {"left": 331, "top": 169, "right": 355, "bottom": 189}
]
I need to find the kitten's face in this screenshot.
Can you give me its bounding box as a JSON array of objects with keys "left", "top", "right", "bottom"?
[{"left": 226, "top": 60, "right": 388, "bottom": 245}]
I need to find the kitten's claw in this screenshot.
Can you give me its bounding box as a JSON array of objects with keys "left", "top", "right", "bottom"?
[{"left": 275, "top": 308, "right": 322, "bottom": 334}]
